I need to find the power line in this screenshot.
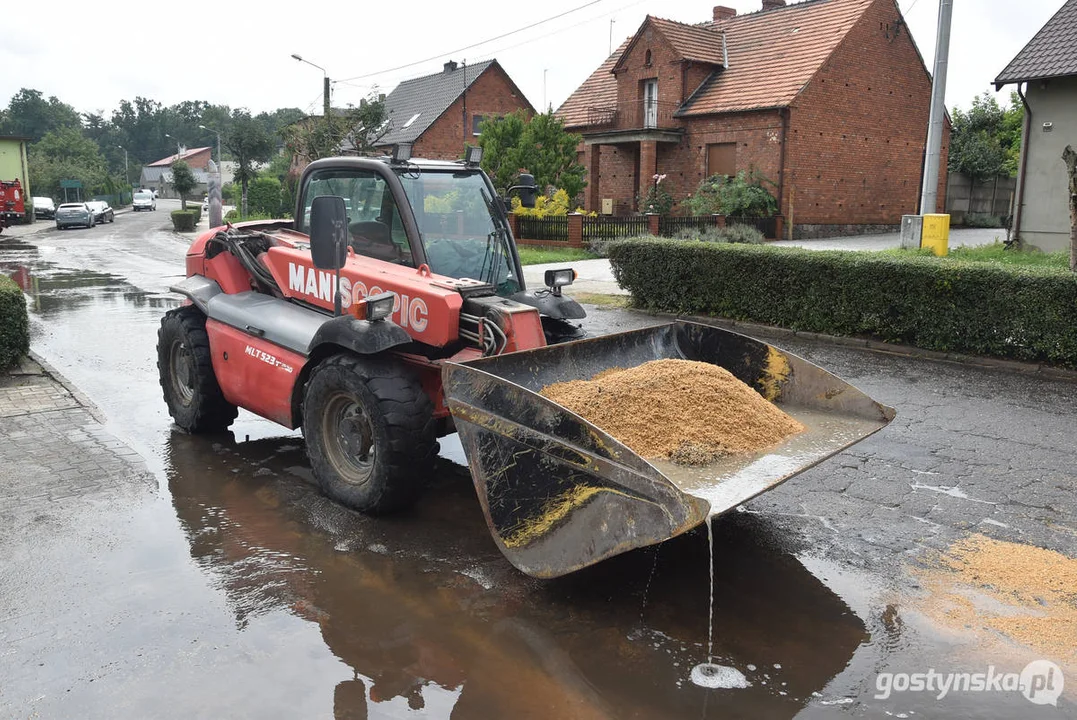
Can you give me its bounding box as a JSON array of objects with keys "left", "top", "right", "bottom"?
[{"left": 336, "top": 0, "right": 606, "bottom": 82}]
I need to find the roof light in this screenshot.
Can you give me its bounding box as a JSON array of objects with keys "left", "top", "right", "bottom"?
[
  {"left": 465, "top": 145, "right": 483, "bottom": 166},
  {"left": 391, "top": 143, "right": 413, "bottom": 164},
  {"left": 402, "top": 112, "right": 421, "bottom": 129}
]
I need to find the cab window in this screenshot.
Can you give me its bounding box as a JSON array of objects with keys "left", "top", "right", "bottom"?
[{"left": 300, "top": 168, "right": 413, "bottom": 266}]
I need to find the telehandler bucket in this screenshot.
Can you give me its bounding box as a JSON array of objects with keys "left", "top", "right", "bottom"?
[{"left": 443, "top": 321, "right": 895, "bottom": 578}]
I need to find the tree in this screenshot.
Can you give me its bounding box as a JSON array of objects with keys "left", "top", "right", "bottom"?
[
  {"left": 281, "top": 92, "right": 388, "bottom": 167},
  {"left": 948, "top": 92, "right": 1024, "bottom": 181},
  {"left": 171, "top": 161, "right": 197, "bottom": 210},
  {"left": 478, "top": 111, "right": 527, "bottom": 192},
  {"left": 0, "top": 89, "right": 82, "bottom": 142},
  {"left": 28, "top": 127, "right": 109, "bottom": 199},
  {"left": 477, "top": 110, "right": 585, "bottom": 200},
  {"left": 224, "top": 110, "right": 274, "bottom": 216}
]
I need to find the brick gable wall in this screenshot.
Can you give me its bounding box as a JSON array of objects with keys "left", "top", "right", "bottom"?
[
  {"left": 412, "top": 67, "right": 533, "bottom": 161},
  {"left": 786, "top": 0, "right": 949, "bottom": 225}
]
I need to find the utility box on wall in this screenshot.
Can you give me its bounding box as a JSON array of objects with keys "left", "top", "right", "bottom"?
[
  {"left": 900, "top": 215, "right": 923, "bottom": 250},
  {"left": 601, "top": 198, "right": 613, "bottom": 215}
]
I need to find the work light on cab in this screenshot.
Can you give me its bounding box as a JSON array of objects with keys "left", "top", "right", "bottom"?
[{"left": 544, "top": 268, "right": 577, "bottom": 296}]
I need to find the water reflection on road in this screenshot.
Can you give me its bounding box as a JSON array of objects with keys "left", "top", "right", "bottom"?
[
  {"left": 166, "top": 430, "right": 866, "bottom": 718},
  {"left": 3, "top": 225, "right": 869, "bottom": 718}
]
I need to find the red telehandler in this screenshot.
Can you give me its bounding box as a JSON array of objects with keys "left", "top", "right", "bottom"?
[
  {"left": 160, "top": 151, "right": 893, "bottom": 577},
  {"left": 0, "top": 179, "right": 26, "bottom": 233}
]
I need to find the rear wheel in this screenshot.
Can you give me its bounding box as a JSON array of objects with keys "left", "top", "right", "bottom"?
[
  {"left": 302, "top": 354, "right": 436, "bottom": 514},
  {"left": 157, "top": 305, "right": 238, "bottom": 432}
]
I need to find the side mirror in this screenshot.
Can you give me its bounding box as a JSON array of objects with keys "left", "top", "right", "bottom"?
[
  {"left": 514, "top": 173, "right": 538, "bottom": 209},
  {"left": 309, "top": 195, "right": 348, "bottom": 270}
]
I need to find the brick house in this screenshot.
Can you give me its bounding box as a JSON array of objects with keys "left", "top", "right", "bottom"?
[
  {"left": 376, "top": 59, "right": 535, "bottom": 160},
  {"left": 556, "top": 0, "right": 948, "bottom": 238},
  {"left": 140, "top": 146, "right": 213, "bottom": 198}
]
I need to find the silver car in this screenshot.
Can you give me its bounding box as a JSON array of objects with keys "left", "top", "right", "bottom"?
[
  {"left": 132, "top": 191, "right": 156, "bottom": 211},
  {"left": 87, "top": 200, "right": 114, "bottom": 224},
  {"left": 55, "top": 203, "right": 95, "bottom": 229}
]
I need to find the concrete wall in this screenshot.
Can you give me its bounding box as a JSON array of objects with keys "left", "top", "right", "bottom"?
[
  {"left": 945, "top": 172, "right": 1016, "bottom": 224},
  {"left": 1017, "top": 75, "right": 1077, "bottom": 252},
  {"left": 0, "top": 138, "right": 30, "bottom": 197}
]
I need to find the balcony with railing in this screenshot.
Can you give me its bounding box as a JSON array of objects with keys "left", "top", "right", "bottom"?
[{"left": 582, "top": 99, "right": 683, "bottom": 137}]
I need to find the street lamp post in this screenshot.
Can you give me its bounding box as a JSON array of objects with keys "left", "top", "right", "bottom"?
[
  {"left": 291, "top": 53, "right": 332, "bottom": 127},
  {"left": 116, "top": 145, "right": 128, "bottom": 185},
  {"left": 199, "top": 124, "right": 222, "bottom": 170}
]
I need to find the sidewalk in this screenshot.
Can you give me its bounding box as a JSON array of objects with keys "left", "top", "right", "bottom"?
[{"left": 0, "top": 355, "right": 152, "bottom": 530}]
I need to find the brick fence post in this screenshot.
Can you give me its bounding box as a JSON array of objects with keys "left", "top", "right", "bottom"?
[
  {"left": 646, "top": 213, "right": 660, "bottom": 236},
  {"left": 508, "top": 213, "right": 520, "bottom": 240},
  {"left": 568, "top": 212, "right": 584, "bottom": 248}
]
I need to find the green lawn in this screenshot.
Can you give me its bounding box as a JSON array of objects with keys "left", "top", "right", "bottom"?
[
  {"left": 516, "top": 246, "right": 598, "bottom": 265},
  {"left": 884, "top": 242, "right": 1069, "bottom": 268}
]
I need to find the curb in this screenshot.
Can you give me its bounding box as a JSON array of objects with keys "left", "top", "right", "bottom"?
[
  {"left": 27, "top": 350, "right": 107, "bottom": 424},
  {"left": 630, "top": 308, "right": 1077, "bottom": 383}
]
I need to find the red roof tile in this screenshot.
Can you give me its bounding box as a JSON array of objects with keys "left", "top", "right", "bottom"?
[
  {"left": 555, "top": 37, "right": 633, "bottom": 129},
  {"left": 148, "top": 147, "right": 213, "bottom": 167},
  {"left": 556, "top": 0, "right": 874, "bottom": 125},
  {"left": 685, "top": 0, "right": 872, "bottom": 115}
]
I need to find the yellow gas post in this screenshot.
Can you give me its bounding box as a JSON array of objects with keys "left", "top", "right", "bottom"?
[{"left": 921, "top": 214, "right": 950, "bottom": 256}]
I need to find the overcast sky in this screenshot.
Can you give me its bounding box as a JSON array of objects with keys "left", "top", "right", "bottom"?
[{"left": 1, "top": 0, "right": 1064, "bottom": 126}]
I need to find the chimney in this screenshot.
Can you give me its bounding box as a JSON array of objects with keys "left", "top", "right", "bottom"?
[
  {"left": 443, "top": 60, "right": 458, "bottom": 73},
  {"left": 713, "top": 6, "right": 736, "bottom": 22},
  {"left": 761, "top": 0, "right": 786, "bottom": 10}
]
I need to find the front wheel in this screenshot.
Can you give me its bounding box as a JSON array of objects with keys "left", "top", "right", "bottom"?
[
  {"left": 302, "top": 354, "right": 436, "bottom": 514},
  {"left": 157, "top": 305, "right": 238, "bottom": 432}
]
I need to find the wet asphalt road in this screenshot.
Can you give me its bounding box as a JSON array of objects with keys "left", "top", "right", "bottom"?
[{"left": 1, "top": 207, "right": 1075, "bottom": 719}]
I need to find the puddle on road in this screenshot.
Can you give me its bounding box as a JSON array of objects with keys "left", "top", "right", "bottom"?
[
  {"left": 164, "top": 429, "right": 868, "bottom": 718},
  {"left": 8, "top": 234, "right": 1044, "bottom": 717}
]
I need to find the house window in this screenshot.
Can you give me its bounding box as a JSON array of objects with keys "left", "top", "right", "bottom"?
[
  {"left": 706, "top": 143, "right": 736, "bottom": 177},
  {"left": 472, "top": 115, "right": 485, "bottom": 136}
]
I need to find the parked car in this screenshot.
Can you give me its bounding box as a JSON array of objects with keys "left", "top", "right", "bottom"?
[
  {"left": 55, "top": 203, "right": 95, "bottom": 229},
  {"left": 33, "top": 197, "right": 56, "bottom": 219},
  {"left": 87, "top": 200, "right": 114, "bottom": 224},
  {"left": 132, "top": 191, "right": 156, "bottom": 211}
]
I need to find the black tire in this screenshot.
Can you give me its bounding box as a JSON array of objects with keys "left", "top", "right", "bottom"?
[
  {"left": 157, "top": 305, "right": 238, "bottom": 433},
  {"left": 302, "top": 354, "right": 436, "bottom": 514}
]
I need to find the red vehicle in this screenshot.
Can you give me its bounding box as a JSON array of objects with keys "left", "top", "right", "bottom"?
[
  {"left": 0, "top": 179, "right": 26, "bottom": 233},
  {"left": 159, "top": 152, "right": 893, "bottom": 577}
]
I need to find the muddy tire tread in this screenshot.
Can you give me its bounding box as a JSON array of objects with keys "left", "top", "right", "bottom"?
[
  {"left": 157, "top": 305, "right": 238, "bottom": 432},
  {"left": 302, "top": 353, "right": 436, "bottom": 514}
]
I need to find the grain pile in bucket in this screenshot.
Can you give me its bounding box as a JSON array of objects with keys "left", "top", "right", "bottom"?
[{"left": 540, "top": 359, "right": 803, "bottom": 465}]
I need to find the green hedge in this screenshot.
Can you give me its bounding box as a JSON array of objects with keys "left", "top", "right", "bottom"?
[
  {"left": 0, "top": 274, "right": 30, "bottom": 371},
  {"left": 171, "top": 209, "right": 198, "bottom": 232},
  {"left": 608, "top": 238, "right": 1077, "bottom": 366}
]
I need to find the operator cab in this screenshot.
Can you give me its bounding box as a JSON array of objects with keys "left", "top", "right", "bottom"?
[{"left": 296, "top": 155, "right": 524, "bottom": 296}]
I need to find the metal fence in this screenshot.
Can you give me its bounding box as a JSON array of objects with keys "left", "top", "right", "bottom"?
[
  {"left": 518, "top": 216, "right": 569, "bottom": 243},
  {"left": 726, "top": 216, "right": 778, "bottom": 238},
  {"left": 582, "top": 216, "right": 649, "bottom": 239},
  {"left": 658, "top": 216, "right": 717, "bottom": 236}
]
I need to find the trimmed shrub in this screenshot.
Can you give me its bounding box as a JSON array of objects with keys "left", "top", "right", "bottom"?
[
  {"left": 719, "top": 224, "right": 765, "bottom": 245},
  {"left": 171, "top": 210, "right": 198, "bottom": 232},
  {"left": 608, "top": 238, "right": 1077, "bottom": 366},
  {"left": 248, "top": 177, "right": 283, "bottom": 217},
  {"left": 0, "top": 274, "right": 30, "bottom": 371},
  {"left": 963, "top": 213, "right": 1003, "bottom": 228}
]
